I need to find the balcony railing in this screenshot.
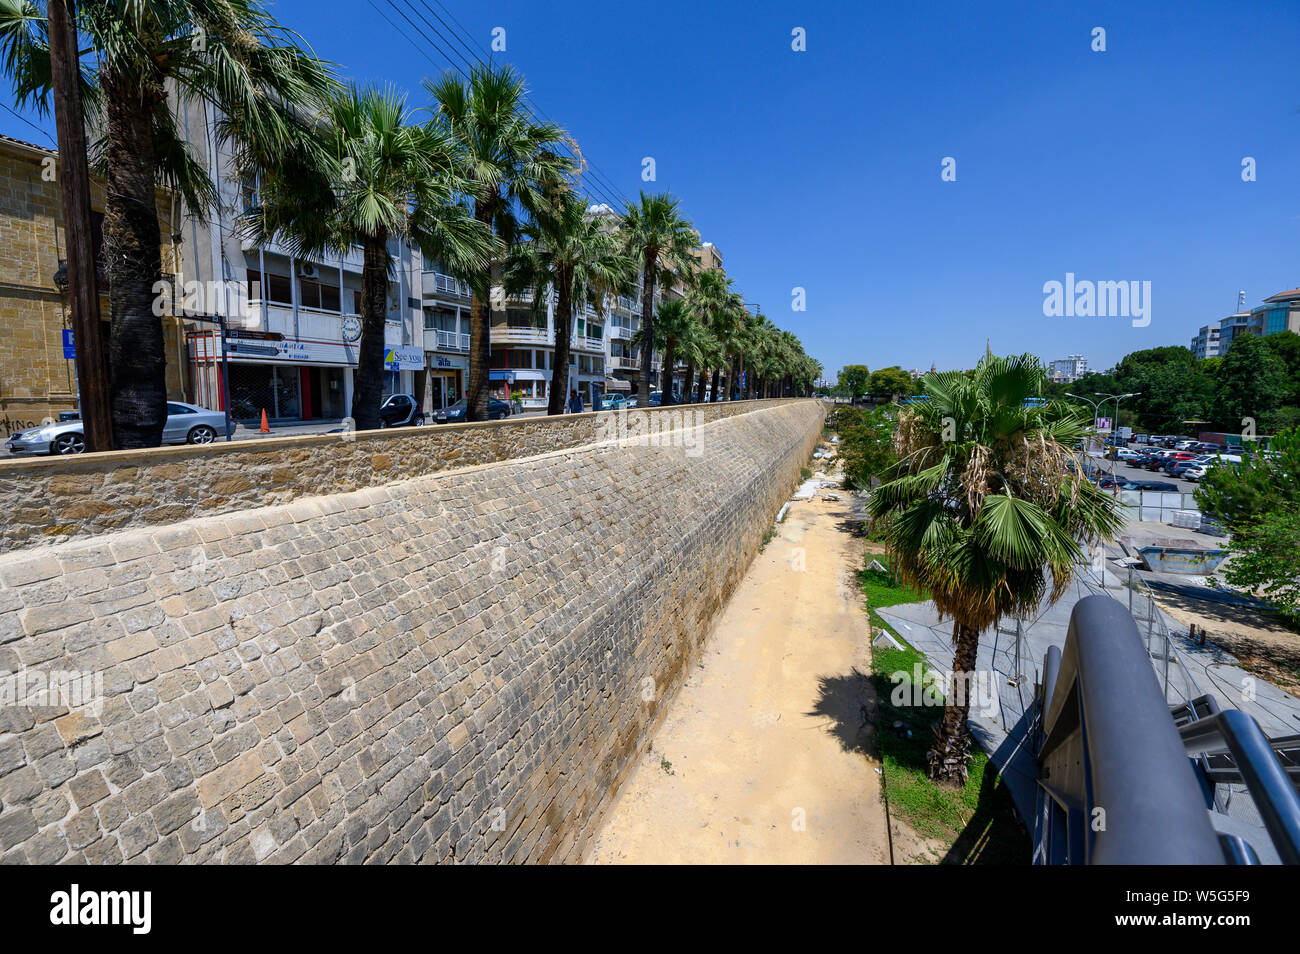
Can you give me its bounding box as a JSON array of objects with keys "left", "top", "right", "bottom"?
[
  {"left": 433, "top": 329, "right": 470, "bottom": 352},
  {"left": 610, "top": 355, "right": 640, "bottom": 371},
  {"left": 425, "top": 272, "right": 472, "bottom": 299}
]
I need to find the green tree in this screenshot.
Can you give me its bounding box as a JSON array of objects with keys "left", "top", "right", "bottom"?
[
  {"left": 0, "top": 0, "right": 337, "bottom": 446},
  {"left": 505, "top": 190, "right": 633, "bottom": 414},
  {"left": 618, "top": 192, "right": 696, "bottom": 408},
  {"left": 838, "top": 364, "right": 871, "bottom": 401},
  {"left": 247, "top": 85, "right": 492, "bottom": 430},
  {"left": 1197, "top": 427, "right": 1300, "bottom": 623},
  {"left": 869, "top": 366, "right": 914, "bottom": 402},
  {"left": 836, "top": 404, "right": 896, "bottom": 489},
  {"left": 1215, "top": 334, "right": 1287, "bottom": 433},
  {"left": 868, "top": 355, "right": 1124, "bottom": 784},
  {"left": 427, "top": 63, "right": 573, "bottom": 421}
]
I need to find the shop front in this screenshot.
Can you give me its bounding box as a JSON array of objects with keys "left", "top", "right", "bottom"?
[
  {"left": 187, "top": 326, "right": 412, "bottom": 423},
  {"left": 425, "top": 351, "right": 468, "bottom": 409}
]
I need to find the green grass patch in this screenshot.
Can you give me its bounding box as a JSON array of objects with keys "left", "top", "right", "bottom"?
[{"left": 861, "top": 557, "right": 1030, "bottom": 864}]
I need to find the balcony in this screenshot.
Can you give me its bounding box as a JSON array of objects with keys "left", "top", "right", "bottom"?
[
  {"left": 491, "top": 324, "right": 552, "bottom": 347},
  {"left": 610, "top": 355, "right": 640, "bottom": 371},
  {"left": 573, "top": 335, "right": 604, "bottom": 353},
  {"left": 611, "top": 325, "right": 633, "bottom": 340},
  {"left": 424, "top": 271, "right": 472, "bottom": 300},
  {"left": 242, "top": 235, "right": 366, "bottom": 273},
  {"left": 432, "top": 329, "right": 469, "bottom": 352}
]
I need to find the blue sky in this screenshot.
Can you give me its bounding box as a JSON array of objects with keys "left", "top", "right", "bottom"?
[{"left": 4, "top": 0, "right": 1298, "bottom": 381}]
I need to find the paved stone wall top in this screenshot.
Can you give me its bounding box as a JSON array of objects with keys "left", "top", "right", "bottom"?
[{"left": 0, "top": 399, "right": 796, "bottom": 554}]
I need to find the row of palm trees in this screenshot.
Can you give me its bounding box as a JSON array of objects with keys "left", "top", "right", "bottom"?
[{"left": 0, "top": 1, "right": 818, "bottom": 443}]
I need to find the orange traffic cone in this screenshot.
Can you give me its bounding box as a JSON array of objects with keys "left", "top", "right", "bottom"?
[{"left": 259, "top": 408, "right": 270, "bottom": 434}]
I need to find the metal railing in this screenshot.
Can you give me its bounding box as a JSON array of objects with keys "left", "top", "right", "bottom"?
[
  {"left": 432, "top": 329, "right": 469, "bottom": 352},
  {"left": 1034, "top": 595, "right": 1300, "bottom": 864}
]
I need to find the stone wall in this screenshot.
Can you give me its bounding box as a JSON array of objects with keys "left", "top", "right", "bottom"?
[
  {"left": 0, "top": 399, "right": 824, "bottom": 863},
  {"left": 0, "top": 398, "right": 795, "bottom": 554}
]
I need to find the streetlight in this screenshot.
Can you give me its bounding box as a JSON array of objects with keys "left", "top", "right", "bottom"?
[{"left": 1096, "top": 391, "right": 1141, "bottom": 494}]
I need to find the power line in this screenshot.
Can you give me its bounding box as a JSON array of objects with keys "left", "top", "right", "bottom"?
[
  {"left": 380, "top": 0, "right": 623, "bottom": 212},
  {"left": 407, "top": 0, "right": 633, "bottom": 211},
  {"left": 0, "top": 102, "right": 56, "bottom": 147}
]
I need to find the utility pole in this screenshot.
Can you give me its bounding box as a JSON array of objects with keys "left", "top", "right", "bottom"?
[{"left": 48, "top": 0, "right": 112, "bottom": 451}]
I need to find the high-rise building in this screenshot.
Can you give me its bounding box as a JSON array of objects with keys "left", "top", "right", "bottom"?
[{"left": 1190, "top": 324, "right": 1221, "bottom": 360}]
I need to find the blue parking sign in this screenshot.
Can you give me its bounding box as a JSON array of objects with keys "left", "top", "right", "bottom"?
[{"left": 62, "top": 329, "right": 74, "bottom": 359}]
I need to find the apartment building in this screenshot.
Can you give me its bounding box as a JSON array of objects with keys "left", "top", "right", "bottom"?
[
  {"left": 1190, "top": 323, "right": 1221, "bottom": 360},
  {"left": 0, "top": 134, "right": 186, "bottom": 433},
  {"left": 175, "top": 98, "right": 423, "bottom": 424},
  {"left": 1048, "top": 354, "right": 1087, "bottom": 383}
]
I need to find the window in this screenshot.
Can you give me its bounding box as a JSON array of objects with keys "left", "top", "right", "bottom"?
[{"left": 247, "top": 269, "right": 292, "bottom": 305}]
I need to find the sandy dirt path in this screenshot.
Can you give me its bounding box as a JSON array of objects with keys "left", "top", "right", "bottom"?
[{"left": 585, "top": 492, "right": 896, "bottom": 864}]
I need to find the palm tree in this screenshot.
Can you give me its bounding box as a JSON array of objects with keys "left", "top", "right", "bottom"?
[
  {"left": 426, "top": 63, "right": 573, "bottom": 421},
  {"left": 629, "top": 297, "right": 694, "bottom": 402},
  {"left": 0, "top": 0, "right": 336, "bottom": 447},
  {"left": 867, "top": 354, "right": 1124, "bottom": 785},
  {"left": 619, "top": 192, "right": 695, "bottom": 408},
  {"left": 710, "top": 291, "right": 746, "bottom": 401},
  {"left": 505, "top": 191, "right": 633, "bottom": 414},
  {"left": 245, "top": 85, "right": 493, "bottom": 430}
]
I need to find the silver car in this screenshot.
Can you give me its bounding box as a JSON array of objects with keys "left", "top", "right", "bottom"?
[{"left": 5, "top": 402, "right": 226, "bottom": 456}]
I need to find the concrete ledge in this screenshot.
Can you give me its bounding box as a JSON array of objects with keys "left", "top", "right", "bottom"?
[{"left": 0, "top": 398, "right": 811, "bottom": 553}]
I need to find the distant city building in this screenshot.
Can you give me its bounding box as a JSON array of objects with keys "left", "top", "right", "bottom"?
[
  {"left": 1048, "top": 354, "right": 1087, "bottom": 383},
  {"left": 1190, "top": 323, "right": 1221, "bottom": 360},
  {"left": 1216, "top": 290, "right": 1300, "bottom": 355}
]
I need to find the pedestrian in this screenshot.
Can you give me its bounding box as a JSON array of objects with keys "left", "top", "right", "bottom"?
[{"left": 568, "top": 389, "right": 584, "bottom": 414}]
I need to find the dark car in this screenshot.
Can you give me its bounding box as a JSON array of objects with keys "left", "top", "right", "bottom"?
[
  {"left": 647, "top": 391, "right": 683, "bottom": 407},
  {"left": 1121, "top": 480, "right": 1179, "bottom": 492},
  {"left": 432, "top": 398, "right": 512, "bottom": 423},
  {"left": 378, "top": 393, "right": 424, "bottom": 428}
]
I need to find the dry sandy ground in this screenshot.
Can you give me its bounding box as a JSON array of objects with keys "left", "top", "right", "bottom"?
[
  {"left": 1154, "top": 590, "right": 1300, "bottom": 695},
  {"left": 586, "top": 491, "right": 916, "bottom": 864}
]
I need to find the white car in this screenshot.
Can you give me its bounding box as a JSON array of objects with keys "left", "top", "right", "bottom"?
[{"left": 5, "top": 402, "right": 226, "bottom": 456}]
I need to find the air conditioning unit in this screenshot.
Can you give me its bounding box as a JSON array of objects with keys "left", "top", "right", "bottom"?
[{"left": 299, "top": 262, "right": 318, "bottom": 279}]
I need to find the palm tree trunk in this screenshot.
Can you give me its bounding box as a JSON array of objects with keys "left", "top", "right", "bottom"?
[
  {"left": 351, "top": 233, "right": 389, "bottom": 430},
  {"left": 929, "top": 619, "right": 980, "bottom": 786},
  {"left": 682, "top": 360, "right": 695, "bottom": 404},
  {"left": 102, "top": 76, "right": 166, "bottom": 449},
  {"left": 727, "top": 353, "right": 740, "bottom": 400},
  {"left": 548, "top": 274, "right": 572, "bottom": 415},
  {"left": 636, "top": 255, "right": 655, "bottom": 408},
  {"left": 709, "top": 366, "right": 720, "bottom": 404},
  {"left": 466, "top": 197, "right": 495, "bottom": 422},
  {"left": 736, "top": 352, "right": 746, "bottom": 400},
  {"left": 696, "top": 365, "right": 708, "bottom": 403},
  {"left": 660, "top": 335, "right": 676, "bottom": 398}
]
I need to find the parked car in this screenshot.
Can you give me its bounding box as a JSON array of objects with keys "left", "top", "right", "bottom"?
[
  {"left": 1111, "top": 447, "right": 1142, "bottom": 461},
  {"left": 600, "top": 394, "right": 627, "bottom": 410},
  {"left": 647, "top": 391, "right": 683, "bottom": 407},
  {"left": 1121, "top": 480, "right": 1180, "bottom": 492},
  {"left": 377, "top": 393, "right": 424, "bottom": 428},
  {"left": 1181, "top": 465, "right": 1209, "bottom": 482},
  {"left": 1161, "top": 452, "right": 1200, "bottom": 474},
  {"left": 432, "top": 398, "right": 512, "bottom": 423},
  {"left": 1170, "top": 456, "right": 1213, "bottom": 477},
  {"left": 6, "top": 401, "right": 225, "bottom": 456}
]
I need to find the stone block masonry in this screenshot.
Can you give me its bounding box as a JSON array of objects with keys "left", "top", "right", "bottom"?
[
  {"left": 0, "top": 398, "right": 797, "bottom": 554},
  {"left": 0, "top": 399, "right": 824, "bottom": 863}
]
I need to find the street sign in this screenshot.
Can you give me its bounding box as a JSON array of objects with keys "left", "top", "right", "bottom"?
[
  {"left": 61, "top": 329, "right": 75, "bottom": 359},
  {"left": 1096, "top": 417, "right": 1112, "bottom": 433}
]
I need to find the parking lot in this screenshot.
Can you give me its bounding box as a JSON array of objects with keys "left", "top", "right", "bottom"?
[{"left": 1088, "top": 453, "right": 1200, "bottom": 493}]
